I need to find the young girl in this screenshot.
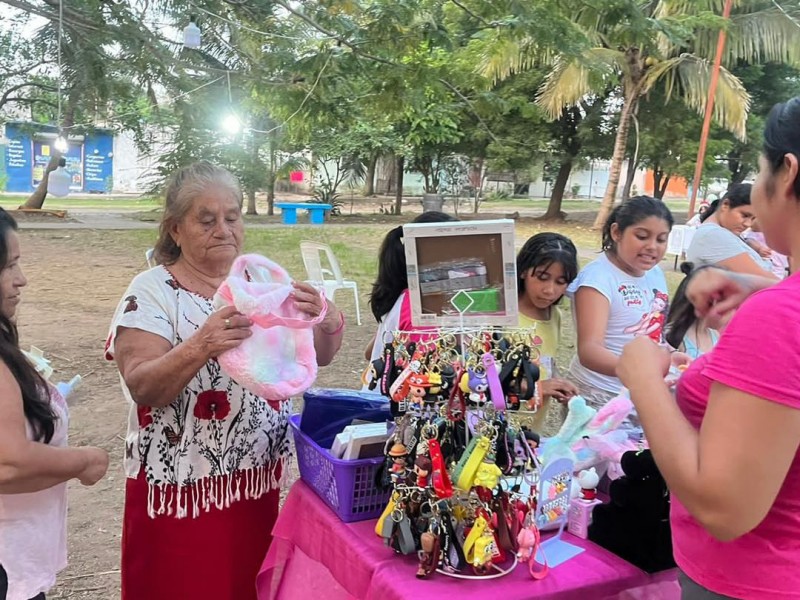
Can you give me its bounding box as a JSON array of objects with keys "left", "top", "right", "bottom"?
[
  {"left": 0, "top": 209, "right": 108, "bottom": 600},
  {"left": 363, "top": 212, "right": 457, "bottom": 389},
  {"left": 567, "top": 196, "right": 674, "bottom": 411},
  {"left": 664, "top": 263, "right": 720, "bottom": 360},
  {"left": 516, "top": 233, "right": 579, "bottom": 427}
]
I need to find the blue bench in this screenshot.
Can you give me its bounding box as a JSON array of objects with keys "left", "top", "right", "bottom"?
[{"left": 275, "top": 202, "right": 333, "bottom": 225}]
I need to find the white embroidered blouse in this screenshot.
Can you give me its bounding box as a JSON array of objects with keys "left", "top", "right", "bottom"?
[{"left": 106, "top": 266, "right": 290, "bottom": 518}]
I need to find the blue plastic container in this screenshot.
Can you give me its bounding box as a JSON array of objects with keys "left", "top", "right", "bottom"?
[
  {"left": 299, "top": 388, "right": 391, "bottom": 449},
  {"left": 290, "top": 415, "right": 390, "bottom": 522}
]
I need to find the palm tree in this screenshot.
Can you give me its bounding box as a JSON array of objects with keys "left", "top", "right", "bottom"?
[{"left": 482, "top": 0, "right": 800, "bottom": 227}]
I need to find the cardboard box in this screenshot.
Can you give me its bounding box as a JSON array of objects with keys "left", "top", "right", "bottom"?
[{"left": 403, "top": 219, "right": 518, "bottom": 327}]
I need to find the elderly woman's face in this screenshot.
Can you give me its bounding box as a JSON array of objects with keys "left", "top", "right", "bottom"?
[{"left": 172, "top": 185, "right": 244, "bottom": 267}]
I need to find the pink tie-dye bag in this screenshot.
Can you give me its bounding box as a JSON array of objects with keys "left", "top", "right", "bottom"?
[{"left": 213, "top": 254, "right": 327, "bottom": 401}]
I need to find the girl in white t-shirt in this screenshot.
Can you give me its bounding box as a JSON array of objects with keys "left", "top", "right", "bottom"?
[{"left": 567, "top": 196, "right": 674, "bottom": 411}]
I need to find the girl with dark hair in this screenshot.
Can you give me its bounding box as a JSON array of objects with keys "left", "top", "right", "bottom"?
[
  {"left": 686, "top": 183, "right": 777, "bottom": 278},
  {"left": 362, "top": 212, "right": 457, "bottom": 386},
  {"left": 566, "top": 196, "right": 673, "bottom": 414},
  {"left": 618, "top": 96, "right": 800, "bottom": 599},
  {"left": 0, "top": 208, "right": 109, "bottom": 600},
  {"left": 664, "top": 263, "right": 721, "bottom": 359},
  {"left": 515, "top": 233, "right": 579, "bottom": 426}
]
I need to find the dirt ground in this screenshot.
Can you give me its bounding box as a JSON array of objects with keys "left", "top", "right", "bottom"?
[{"left": 16, "top": 229, "right": 374, "bottom": 600}]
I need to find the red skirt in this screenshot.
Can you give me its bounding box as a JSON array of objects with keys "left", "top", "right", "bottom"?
[{"left": 121, "top": 469, "right": 279, "bottom": 600}]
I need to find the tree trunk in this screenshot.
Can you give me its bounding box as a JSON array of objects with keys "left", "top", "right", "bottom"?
[
  {"left": 542, "top": 159, "right": 573, "bottom": 220},
  {"left": 592, "top": 94, "right": 639, "bottom": 228},
  {"left": 653, "top": 165, "right": 664, "bottom": 199},
  {"left": 655, "top": 175, "right": 670, "bottom": 200},
  {"left": 22, "top": 153, "right": 62, "bottom": 209},
  {"left": 246, "top": 188, "right": 257, "bottom": 215},
  {"left": 394, "top": 156, "right": 404, "bottom": 215},
  {"left": 364, "top": 153, "right": 377, "bottom": 196},
  {"left": 266, "top": 145, "right": 277, "bottom": 216},
  {"left": 621, "top": 151, "right": 638, "bottom": 201}
]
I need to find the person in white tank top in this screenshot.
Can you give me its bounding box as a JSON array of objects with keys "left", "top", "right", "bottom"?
[{"left": 0, "top": 209, "right": 109, "bottom": 600}]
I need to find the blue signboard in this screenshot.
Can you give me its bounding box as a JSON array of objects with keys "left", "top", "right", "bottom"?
[
  {"left": 33, "top": 140, "right": 83, "bottom": 191},
  {"left": 83, "top": 133, "right": 113, "bottom": 192},
  {"left": 4, "top": 124, "right": 33, "bottom": 193},
  {"left": 2, "top": 122, "right": 114, "bottom": 193}
]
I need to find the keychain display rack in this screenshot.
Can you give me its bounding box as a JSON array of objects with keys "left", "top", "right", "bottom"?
[{"left": 367, "top": 318, "right": 580, "bottom": 581}]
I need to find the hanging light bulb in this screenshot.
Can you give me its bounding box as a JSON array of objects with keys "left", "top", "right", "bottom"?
[
  {"left": 221, "top": 113, "right": 242, "bottom": 135},
  {"left": 183, "top": 16, "right": 201, "bottom": 49},
  {"left": 54, "top": 135, "right": 69, "bottom": 153},
  {"left": 48, "top": 157, "right": 71, "bottom": 197}
]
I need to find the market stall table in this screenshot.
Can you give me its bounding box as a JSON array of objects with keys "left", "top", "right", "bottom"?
[{"left": 257, "top": 481, "right": 680, "bottom": 600}]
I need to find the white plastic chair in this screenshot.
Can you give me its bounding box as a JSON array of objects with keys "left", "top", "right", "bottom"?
[
  {"left": 145, "top": 248, "right": 156, "bottom": 268},
  {"left": 300, "top": 241, "right": 362, "bottom": 326}
]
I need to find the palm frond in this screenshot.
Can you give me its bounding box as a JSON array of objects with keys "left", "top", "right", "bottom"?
[
  {"left": 722, "top": 8, "right": 800, "bottom": 66},
  {"left": 644, "top": 54, "right": 751, "bottom": 140},
  {"left": 535, "top": 48, "right": 625, "bottom": 120},
  {"left": 477, "top": 37, "right": 539, "bottom": 83}
]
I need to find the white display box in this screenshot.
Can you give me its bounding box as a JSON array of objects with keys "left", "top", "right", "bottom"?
[{"left": 403, "top": 219, "right": 519, "bottom": 327}]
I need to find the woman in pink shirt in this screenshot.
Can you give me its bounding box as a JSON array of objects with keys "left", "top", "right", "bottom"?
[
  {"left": 617, "top": 97, "right": 800, "bottom": 599},
  {"left": 0, "top": 209, "right": 108, "bottom": 600}
]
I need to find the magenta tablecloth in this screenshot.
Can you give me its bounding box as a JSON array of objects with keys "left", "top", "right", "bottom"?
[{"left": 257, "top": 481, "right": 680, "bottom": 600}]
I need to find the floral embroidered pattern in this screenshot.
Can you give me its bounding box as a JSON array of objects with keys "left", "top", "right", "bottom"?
[
  {"left": 193, "top": 390, "right": 231, "bottom": 420},
  {"left": 106, "top": 266, "right": 291, "bottom": 518},
  {"left": 124, "top": 295, "right": 138, "bottom": 313},
  {"left": 137, "top": 405, "right": 153, "bottom": 428}
]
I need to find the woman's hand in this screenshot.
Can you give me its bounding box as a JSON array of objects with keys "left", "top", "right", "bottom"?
[
  {"left": 617, "top": 337, "right": 671, "bottom": 396},
  {"left": 293, "top": 282, "right": 341, "bottom": 333},
  {"left": 540, "top": 378, "right": 579, "bottom": 403},
  {"left": 292, "top": 282, "right": 327, "bottom": 318},
  {"left": 685, "top": 268, "right": 764, "bottom": 324},
  {"left": 194, "top": 306, "right": 253, "bottom": 359},
  {"left": 77, "top": 447, "right": 109, "bottom": 486}
]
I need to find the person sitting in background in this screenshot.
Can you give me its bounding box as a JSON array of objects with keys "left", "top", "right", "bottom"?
[
  {"left": 686, "top": 202, "right": 709, "bottom": 228},
  {"left": 743, "top": 217, "right": 789, "bottom": 279},
  {"left": 106, "top": 161, "right": 344, "bottom": 600},
  {"left": 686, "top": 183, "right": 778, "bottom": 279},
  {"left": 0, "top": 208, "right": 109, "bottom": 600}
]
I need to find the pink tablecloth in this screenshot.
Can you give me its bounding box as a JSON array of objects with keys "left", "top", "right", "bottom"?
[{"left": 257, "top": 481, "right": 680, "bottom": 600}]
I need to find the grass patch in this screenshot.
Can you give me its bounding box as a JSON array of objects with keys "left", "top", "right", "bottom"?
[{"left": 0, "top": 196, "right": 162, "bottom": 211}]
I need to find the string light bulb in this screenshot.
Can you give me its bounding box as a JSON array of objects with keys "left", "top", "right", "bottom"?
[
  {"left": 47, "top": 157, "right": 71, "bottom": 197},
  {"left": 54, "top": 135, "right": 69, "bottom": 153},
  {"left": 221, "top": 113, "right": 242, "bottom": 135},
  {"left": 184, "top": 16, "right": 201, "bottom": 49}
]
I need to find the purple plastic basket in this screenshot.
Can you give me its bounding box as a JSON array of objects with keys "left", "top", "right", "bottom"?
[{"left": 290, "top": 414, "right": 390, "bottom": 523}]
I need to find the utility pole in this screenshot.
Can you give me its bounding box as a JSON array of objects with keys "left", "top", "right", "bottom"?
[{"left": 688, "top": 0, "right": 734, "bottom": 218}]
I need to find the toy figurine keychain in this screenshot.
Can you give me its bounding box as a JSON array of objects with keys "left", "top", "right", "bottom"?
[{"left": 372, "top": 325, "right": 554, "bottom": 581}]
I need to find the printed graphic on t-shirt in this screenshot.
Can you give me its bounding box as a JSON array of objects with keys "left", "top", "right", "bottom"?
[
  {"left": 617, "top": 284, "right": 645, "bottom": 308},
  {"left": 622, "top": 289, "right": 669, "bottom": 343}
]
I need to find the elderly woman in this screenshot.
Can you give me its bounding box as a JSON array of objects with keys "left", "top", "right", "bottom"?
[{"left": 105, "top": 162, "right": 344, "bottom": 600}]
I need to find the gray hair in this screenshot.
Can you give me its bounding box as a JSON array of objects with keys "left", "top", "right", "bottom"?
[{"left": 153, "top": 161, "right": 243, "bottom": 265}]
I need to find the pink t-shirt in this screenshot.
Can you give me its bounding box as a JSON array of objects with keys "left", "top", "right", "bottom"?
[{"left": 673, "top": 273, "right": 800, "bottom": 599}]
